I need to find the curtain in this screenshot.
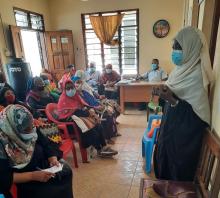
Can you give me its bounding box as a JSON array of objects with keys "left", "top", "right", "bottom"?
[{"left": 89, "top": 14, "right": 124, "bottom": 46}]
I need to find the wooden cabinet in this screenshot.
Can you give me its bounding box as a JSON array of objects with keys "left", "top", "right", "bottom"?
[
  {"left": 45, "top": 31, "right": 75, "bottom": 80},
  {"left": 10, "top": 25, "right": 25, "bottom": 58}
]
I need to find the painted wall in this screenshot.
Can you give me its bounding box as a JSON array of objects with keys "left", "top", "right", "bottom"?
[
  {"left": 212, "top": 20, "right": 220, "bottom": 136},
  {"left": 0, "top": 0, "right": 51, "bottom": 64},
  {"left": 48, "top": 0, "right": 184, "bottom": 73}
]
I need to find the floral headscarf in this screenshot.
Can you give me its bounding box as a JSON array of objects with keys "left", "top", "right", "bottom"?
[{"left": 0, "top": 104, "right": 37, "bottom": 169}]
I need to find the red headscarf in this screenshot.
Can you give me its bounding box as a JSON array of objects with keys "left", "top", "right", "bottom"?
[{"left": 57, "top": 80, "right": 88, "bottom": 119}]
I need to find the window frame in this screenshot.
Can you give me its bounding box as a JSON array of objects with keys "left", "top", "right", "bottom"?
[
  {"left": 81, "top": 8, "right": 139, "bottom": 75},
  {"left": 13, "top": 7, "right": 45, "bottom": 32}
]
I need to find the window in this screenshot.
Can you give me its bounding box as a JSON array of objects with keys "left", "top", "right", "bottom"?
[
  {"left": 82, "top": 9, "right": 139, "bottom": 75},
  {"left": 14, "top": 8, "right": 45, "bottom": 31}
]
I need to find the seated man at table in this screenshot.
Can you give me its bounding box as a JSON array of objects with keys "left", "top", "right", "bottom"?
[
  {"left": 138, "top": 59, "right": 167, "bottom": 110},
  {"left": 100, "top": 64, "right": 121, "bottom": 100},
  {"left": 85, "top": 61, "right": 101, "bottom": 91},
  {"left": 138, "top": 59, "right": 168, "bottom": 82}
]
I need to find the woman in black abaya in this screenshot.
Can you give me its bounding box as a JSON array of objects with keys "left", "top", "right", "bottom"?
[{"left": 153, "top": 27, "right": 213, "bottom": 181}]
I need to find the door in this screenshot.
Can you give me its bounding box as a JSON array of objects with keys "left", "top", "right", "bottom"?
[
  {"left": 45, "top": 31, "right": 75, "bottom": 80},
  {"left": 10, "top": 25, "right": 25, "bottom": 58}
]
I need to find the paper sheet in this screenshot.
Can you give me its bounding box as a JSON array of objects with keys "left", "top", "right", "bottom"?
[{"left": 41, "top": 163, "right": 63, "bottom": 174}]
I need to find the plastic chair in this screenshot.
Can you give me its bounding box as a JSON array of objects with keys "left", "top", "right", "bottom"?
[
  {"left": 45, "top": 103, "right": 88, "bottom": 164},
  {"left": 142, "top": 114, "right": 162, "bottom": 174},
  {"left": 10, "top": 184, "right": 17, "bottom": 198}
]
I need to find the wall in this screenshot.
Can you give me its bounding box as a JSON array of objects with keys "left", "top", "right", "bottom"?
[
  {"left": 212, "top": 20, "right": 220, "bottom": 136},
  {"left": 48, "top": 0, "right": 184, "bottom": 73},
  {"left": 0, "top": 0, "right": 51, "bottom": 64}
]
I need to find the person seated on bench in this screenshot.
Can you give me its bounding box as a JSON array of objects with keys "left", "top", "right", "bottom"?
[
  {"left": 153, "top": 27, "right": 213, "bottom": 181},
  {"left": 100, "top": 64, "right": 121, "bottom": 100},
  {"left": 0, "top": 104, "right": 73, "bottom": 198},
  {"left": 57, "top": 80, "right": 118, "bottom": 157}
]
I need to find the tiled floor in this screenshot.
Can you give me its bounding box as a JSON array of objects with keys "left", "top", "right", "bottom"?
[{"left": 67, "top": 109, "right": 154, "bottom": 198}]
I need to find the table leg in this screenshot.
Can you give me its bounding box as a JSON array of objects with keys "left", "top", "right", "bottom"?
[{"left": 120, "top": 86, "right": 125, "bottom": 114}]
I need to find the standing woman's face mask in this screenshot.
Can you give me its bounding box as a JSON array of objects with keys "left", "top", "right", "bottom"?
[{"left": 171, "top": 40, "right": 183, "bottom": 66}]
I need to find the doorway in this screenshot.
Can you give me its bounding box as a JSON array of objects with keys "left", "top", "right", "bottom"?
[{"left": 20, "top": 30, "right": 43, "bottom": 77}]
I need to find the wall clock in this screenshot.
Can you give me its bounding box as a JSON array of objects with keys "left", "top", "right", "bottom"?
[{"left": 153, "top": 20, "right": 170, "bottom": 38}]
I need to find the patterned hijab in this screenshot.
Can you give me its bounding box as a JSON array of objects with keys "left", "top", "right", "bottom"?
[
  {"left": 0, "top": 105, "right": 37, "bottom": 169},
  {"left": 166, "top": 27, "right": 214, "bottom": 124}
]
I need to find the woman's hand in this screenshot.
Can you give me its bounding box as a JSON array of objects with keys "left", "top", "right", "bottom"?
[
  {"left": 153, "top": 85, "right": 177, "bottom": 105},
  {"left": 48, "top": 156, "right": 59, "bottom": 167},
  {"left": 31, "top": 171, "right": 55, "bottom": 182}
]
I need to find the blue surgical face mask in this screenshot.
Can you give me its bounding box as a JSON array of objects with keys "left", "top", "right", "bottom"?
[
  {"left": 66, "top": 88, "right": 76, "bottom": 97},
  {"left": 89, "top": 67, "right": 96, "bottom": 73},
  {"left": 106, "top": 69, "right": 112, "bottom": 74},
  {"left": 20, "top": 127, "right": 38, "bottom": 141},
  {"left": 151, "top": 64, "right": 158, "bottom": 70},
  {"left": 44, "top": 80, "right": 50, "bottom": 85},
  {"left": 172, "top": 50, "right": 183, "bottom": 66}
]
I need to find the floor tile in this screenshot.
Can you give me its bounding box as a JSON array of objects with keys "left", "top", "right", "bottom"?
[
  {"left": 128, "top": 186, "right": 140, "bottom": 198},
  {"left": 98, "top": 184, "right": 130, "bottom": 198},
  {"left": 72, "top": 108, "right": 150, "bottom": 198}
]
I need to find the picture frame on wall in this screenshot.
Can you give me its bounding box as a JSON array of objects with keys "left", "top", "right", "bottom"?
[{"left": 153, "top": 20, "right": 170, "bottom": 38}]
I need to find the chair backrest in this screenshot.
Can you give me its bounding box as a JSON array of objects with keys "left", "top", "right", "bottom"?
[
  {"left": 45, "top": 103, "right": 60, "bottom": 124},
  {"left": 147, "top": 114, "right": 162, "bottom": 131},
  {"left": 196, "top": 130, "right": 220, "bottom": 198}
]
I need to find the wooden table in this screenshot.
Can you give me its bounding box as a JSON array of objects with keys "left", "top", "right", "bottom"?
[{"left": 118, "top": 81, "right": 164, "bottom": 113}]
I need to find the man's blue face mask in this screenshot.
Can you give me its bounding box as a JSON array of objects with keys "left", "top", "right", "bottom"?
[
  {"left": 151, "top": 63, "right": 158, "bottom": 70},
  {"left": 171, "top": 50, "right": 183, "bottom": 66}
]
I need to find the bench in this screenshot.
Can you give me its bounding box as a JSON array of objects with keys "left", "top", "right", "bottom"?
[{"left": 140, "top": 130, "right": 220, "bottom": 198}]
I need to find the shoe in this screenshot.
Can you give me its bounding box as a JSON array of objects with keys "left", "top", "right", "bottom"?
[
  {"left": 115, "top": 133, "right": 122, "bottom": 137},
  {"left": 107, "top": 139, "right": 115, "bottom": 145},
  {"left": 98, "top": 147, "right": 118, "bottom": 157}
]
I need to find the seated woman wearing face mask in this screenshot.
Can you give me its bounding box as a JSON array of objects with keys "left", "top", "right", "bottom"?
[
  {"left": 73, "top": 76, "right": 120, "bottom": 144},
  {"left": 153, "top": 27, "right": 213, "bottom": 182},
  {"left": 40, "top": 75, "right": 61, "bottom": 101},
  {"left": 99, "top": 64, "right": 121, "bottom": 100},
  {"left": 26, "top": 77, "right": 57, "bottom": 110},
  {"left": 0, "top": 104, "right": 73, "bottom": 198},
  {"left": 0, "top": 87, "right": 40, "bottom": 118},
  {"left": 57, "top": 80, "right": 118, "bottom": 157}
]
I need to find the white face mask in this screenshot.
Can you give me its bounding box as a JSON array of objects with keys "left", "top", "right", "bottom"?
[
  {"left": 106, "top": 69, "right": 112, "bottom": 74},
  {"left": 20, "top": 127, "right": 38, "bottom": 141},
  {"left": 66, "top": 88, "right": 76, "bottom": 97}
]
